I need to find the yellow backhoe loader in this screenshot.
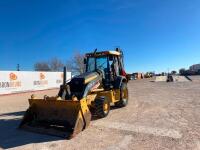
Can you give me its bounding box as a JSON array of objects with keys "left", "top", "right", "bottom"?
[{"left": 19, "top": 48, "right": 129, "bottom": 138}]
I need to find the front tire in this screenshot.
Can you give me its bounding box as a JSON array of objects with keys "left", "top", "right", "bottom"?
[
  {"left": 94, "top": 97, "right": 110, "bottom": 118},
  {"left": 115, "top": 82, "right": 128, "bottom": 107}
]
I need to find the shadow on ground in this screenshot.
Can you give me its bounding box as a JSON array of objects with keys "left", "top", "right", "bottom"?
[
  {"left": 0, "top": 111, "right": 61, "bottom": 149},
  {"left": 0, "top": 106, "right": 122, "bottom": 149},
  {"left": 0, "top": 111, "right": 25, "bottom": 117}
]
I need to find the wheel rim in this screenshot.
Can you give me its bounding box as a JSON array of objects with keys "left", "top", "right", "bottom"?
[
  {"left": 103, "top": 103, "right": 109, "bottom": 113},
  {"left": 122, "top": 87, "right": 128, "bottom": 100}
]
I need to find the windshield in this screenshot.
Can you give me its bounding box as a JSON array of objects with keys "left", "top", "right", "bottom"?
[
  {"left": 86, "top": 56, "right": 108, "bottom": 72},
  {"left": 87, "top": 57, "right": 95, "bottom": 72}
]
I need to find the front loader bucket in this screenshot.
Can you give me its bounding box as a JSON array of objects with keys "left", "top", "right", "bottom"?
[{"left": 19, "top": 98, "right": 91, "bottom": 138}]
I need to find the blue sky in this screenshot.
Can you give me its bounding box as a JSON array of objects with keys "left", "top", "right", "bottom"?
[{"left": 0, "top": 0, "right": 200, "bottom": 73}]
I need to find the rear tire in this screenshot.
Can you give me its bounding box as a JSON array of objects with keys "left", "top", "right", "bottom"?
[
  {"left": 115, "top": 82, "right": 128, "bottom": 107},
  {"left": 94, "top": 97, "right": 110, "bottom": 118}
]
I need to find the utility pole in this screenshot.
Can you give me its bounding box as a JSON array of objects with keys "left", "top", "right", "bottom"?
[{"left": 17, "top": 64, "right": 20, "bottom": 71}]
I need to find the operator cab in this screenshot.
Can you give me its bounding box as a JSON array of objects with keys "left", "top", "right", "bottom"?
[{"left": 85, "top": 49, "right": 126, "bottom": 89}]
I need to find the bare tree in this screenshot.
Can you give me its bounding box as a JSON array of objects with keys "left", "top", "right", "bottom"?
[
  {"left": 179, "top": 68, "right": 186, "bottom": 75},
  {"left": 65, "top": 59, "right": 73, "bottom": 72},
  {"left": 34, "top": 54, "right": 84, "bottom": 73},
  {"left": 171, "top": 70, "right": 177, "bottom": 75},
  {"left": 34, "top": 62, "right": 51, "bottom": 71},
  {"left": 34, "top": 57, "right": 64, "bottom": 71},
  {"left": 49, "top": 57, "right": 64, "bottom": 71},
  {"left": 66, "top": 52, "right": 85, "bottom": 74},
  {"left": 73, "top": 52, "right": 85, "bottom": 73}
]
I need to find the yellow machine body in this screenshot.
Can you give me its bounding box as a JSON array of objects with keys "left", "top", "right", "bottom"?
[{"left": 92, "top": 89, "right": 121, "bottom": 104}]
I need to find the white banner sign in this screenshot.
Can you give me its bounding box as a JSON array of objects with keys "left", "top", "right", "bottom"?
[{"left": 0, "top": 71, "right": 71, "bottom": 95}]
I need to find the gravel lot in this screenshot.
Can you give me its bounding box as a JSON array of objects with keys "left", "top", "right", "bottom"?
[{"left": 0, "top": 77, "right": 200, "bottom": 150}]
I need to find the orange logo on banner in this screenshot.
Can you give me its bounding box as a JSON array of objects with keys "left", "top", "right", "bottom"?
[
  {"left": 33, "top": 73, "right": 48, "bottom": 86},
  {"left": 61, "top": 73, "right": 63, "bottom": 78},
  {"left": 40, "top": 73, "right": 45, "bottom": 80},
  {"left": 9, "top": 73, "right": 17, "bottom": 81}
]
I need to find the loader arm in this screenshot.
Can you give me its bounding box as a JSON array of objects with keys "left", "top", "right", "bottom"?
[{"left": 58, "top": 71, "right": 103, "bottom": 100}]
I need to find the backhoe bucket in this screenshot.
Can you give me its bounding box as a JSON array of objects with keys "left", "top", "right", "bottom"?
[{"left": 19, "top": 98, "right": 91, "bottom": 138}]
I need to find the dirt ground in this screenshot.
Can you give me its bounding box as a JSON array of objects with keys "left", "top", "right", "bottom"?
[{"left": 0, "top": 77, "right": 200, "bottom": 150}]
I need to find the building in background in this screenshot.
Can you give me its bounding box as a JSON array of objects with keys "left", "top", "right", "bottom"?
[
  {"left": 189, "top": 64, "right": 200, "bottom": 72},
  {"left": 179, "top": 63, "right": 200, "bottom": 75},
  {"left": 133, "top": 72, "right": 144, "bottom": 80}
]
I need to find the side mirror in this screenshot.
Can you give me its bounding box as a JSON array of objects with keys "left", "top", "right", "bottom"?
[{"left": 84, "top": 58, "right": 87, "bottom": 64}]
